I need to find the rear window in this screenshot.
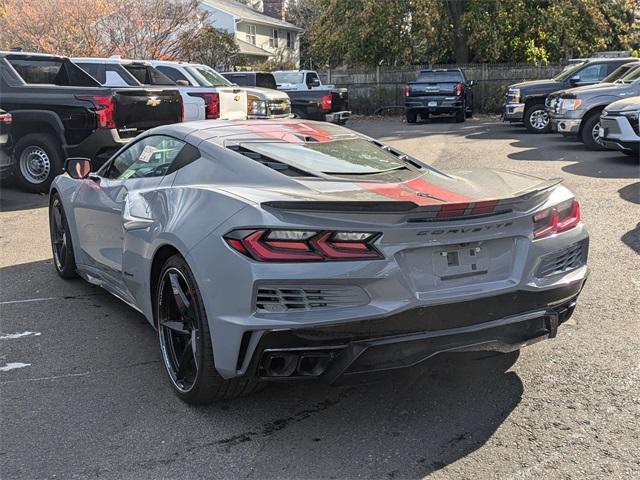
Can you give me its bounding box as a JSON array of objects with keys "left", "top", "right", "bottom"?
[
  {"left": 273, "top": 71, "right": 303, "bottom": 85},
  {"left": 7, "top": 56, "right": 99, "bottom": 86},
  {"left": 237, "top": 139, "right": 406, "bottom": 175},
  {"left": 123, "top": 64, "right": 174, "bottom": 85},
  {"left": 416, "top": 70, "right": 463, "bottom": 83}
]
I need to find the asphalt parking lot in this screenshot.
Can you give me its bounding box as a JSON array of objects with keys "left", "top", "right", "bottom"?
[{"left": 1, "top": 117, "right": 639, "bottom": 479}]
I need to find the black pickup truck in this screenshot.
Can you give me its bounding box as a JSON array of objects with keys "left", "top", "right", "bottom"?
[
  {"left": 271, "top": 70, "right": 350, "bottom": 124},
  {"left": 404, "top": 68, "right": 475, "bottom": 123},
  {"left": 0, "top": 52, "right": 182, "bottom": 192}
]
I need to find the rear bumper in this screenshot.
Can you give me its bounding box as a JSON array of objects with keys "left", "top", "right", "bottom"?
[
  {"left": 406, "top": 97, "right": 464, "bottom": 113},
  {"left": 503, "top": 103, "right": 525, "bottom": 122},
  {"left": 249, "top": 277, "right": 586, "bottom": 382},
  {"left": 325, "top": 111, "right": 351, "bottom": 123}
]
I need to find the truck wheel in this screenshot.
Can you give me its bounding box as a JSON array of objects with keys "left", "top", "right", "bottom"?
[
  {"left": 405, "top": 110, "right": 418, "bottom": 124},
  {"left": 14, "top": 133, "right": 64, "bottom": 193},
  {"left": 580, "top": 112, "right": 605, "bottom": 151},
  {"left": 524, "top": 104, "right": 551, "bottom": 133},
  {"left": 455, "top": 103, "right": 466, "bottom": 123}
]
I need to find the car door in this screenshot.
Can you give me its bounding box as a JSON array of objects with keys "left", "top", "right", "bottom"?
[{"left": 73, "top": 135, "right": 186, "bottom": 287}]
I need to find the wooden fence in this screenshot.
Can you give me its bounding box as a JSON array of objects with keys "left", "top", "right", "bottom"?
[{"left": 319, "top": 63, "right": 565, "bottom": 114}]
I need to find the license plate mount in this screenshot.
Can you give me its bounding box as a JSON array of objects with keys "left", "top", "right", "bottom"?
[{"left": 434, "top": 244, "right": 489, "bottom": 281}]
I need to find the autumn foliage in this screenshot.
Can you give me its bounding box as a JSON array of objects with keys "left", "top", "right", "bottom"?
[{"left": 0, "top": 0, "right": 232, "bottom": 62}]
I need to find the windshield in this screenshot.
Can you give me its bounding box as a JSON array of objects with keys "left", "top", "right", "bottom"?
[
  {"left": 554, "top": 62, "right": 586, "bottom": 81},
  {"left": 620, "top": 67, "right": 640, "bottom": 83},
  {"left": 239, "top": 139, "right": 406, "bottom": 174},
  {"left": 186, "top": 66, "right": 232, "bottom": 87},
  {"left": 273, "top": 71, "right": 304, "bottom": 85},
  {"left": 602, "top": 64, "right": 637, "bottom": 83}
]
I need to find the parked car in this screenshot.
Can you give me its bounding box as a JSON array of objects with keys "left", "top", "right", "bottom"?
[
  {"left": 0, "top": 52, "right": 182, "bottom": 192},
  {"left": 547, "top": 62, "right": 640, "bottom": 150},
  {"left": 599, "top": 96, "right": 640, "bottom": 157},
  {"left": 0, "top": 109, "right": 12, "bottom": 179},
  {"left": 404, "top": 68, "right": 475, "bottom": 123},
  {"left": 149, "top": 60, "right": 249, "bottom": 121},
  {"left": 50, "top": 119, "right": 588, "bottom": 404},
  {"left": 503, "top": 57, "right": 636, "bottom": 133},
  {"left": 220, "top": 71, "right": 291, "bottom": 118},
  {"left": 273, "top": 70, "right": 350, "bottom": 124}
]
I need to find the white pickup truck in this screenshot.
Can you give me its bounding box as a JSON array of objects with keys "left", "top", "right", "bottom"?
[{"left": 73, "top": 57, "right": 247, "bottom": 122}]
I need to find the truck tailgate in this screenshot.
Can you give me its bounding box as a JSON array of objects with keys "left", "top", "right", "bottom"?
[
  {"left": 331, "top": 88, "right": 349, "bottom": 112},
  {"left": 114, "top": 89, "right": 181, "bottom": 138},
  {"left": 408, "top": 82, "right": 458, "bottom": 96},
  {"left": 217, "top": 87, "right": 248, "bottom": 120}
]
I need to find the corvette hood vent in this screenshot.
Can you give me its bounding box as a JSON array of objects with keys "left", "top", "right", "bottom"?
[{"left": 255, "top": 285, "right": 369, "bottom": 313}]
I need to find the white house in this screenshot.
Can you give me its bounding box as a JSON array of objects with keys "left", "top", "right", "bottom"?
[{"left": 200, "top": 0, "right": 303, "bottom": 67}]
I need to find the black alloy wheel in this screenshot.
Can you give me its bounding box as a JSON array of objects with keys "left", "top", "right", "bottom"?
[{"left": 49, "top": 194, "right": 77, "bottom": 278}]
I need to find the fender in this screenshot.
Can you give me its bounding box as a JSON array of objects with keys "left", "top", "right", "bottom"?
[{"left": 9, "top": 110, "right": 67, "bottom": 147}]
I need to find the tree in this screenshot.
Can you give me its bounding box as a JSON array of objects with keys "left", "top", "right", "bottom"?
[
  {"left": 0, "top": 0, "right": 112, "bottom": 56},
  {"left": 286, "top": 0, "right": 320, "bottom": 68},
  {"left": 176, "top": 25, "right": 239, "bottom": 69}
]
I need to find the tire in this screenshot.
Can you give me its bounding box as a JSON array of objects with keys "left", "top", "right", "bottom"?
[
  {"left": 49, "top": 193, "right": 78, "bottom": 279},
  {"left": 156, "top": 254, "right": 261, "bottom": 404},
  {"left": 455, "top": 104, "right": 466, "bottom": 123},
  {"left": 580, "top": 112, "right": 605, "bottom": 151},
  {"left": 14, "top": 133, "right": 64, "bottom": 193},
  {"left": 524, "top": 104, "right": 551, "bottom": 133},
  {"left": 405, "top": 110, "right": 417, "bottom": 123}
]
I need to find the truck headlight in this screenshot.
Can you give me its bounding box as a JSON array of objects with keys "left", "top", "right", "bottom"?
[
  {"left": 508, "top": 88, "right": 520, "bottom": 103},
  {"left": 560, "top": 98, "right": 582, "bottom": 112},
  {"left": 248, "top": 96, "right": 267, "bottom": 116}
]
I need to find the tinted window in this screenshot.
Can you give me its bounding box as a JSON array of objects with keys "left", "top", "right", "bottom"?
[
  {"left": 76, "top": 62, "right": 101, "bottom": 82},
  {"left": 239, "top": 139, "right": 405, "bottom": 174},
  {"left": 416, "top": 71, "right": 464, "bottom": 83},
  {"left": 107, "top": 136, "right": 185, "bottom": 180},
  {"left": 156, "top": 66, "right": 192, "bottom": 85},
  {"left": 7, "top": 56, "right": 99, "bottom": 86},
  {"left": 225, "top": 74, "right": 249, "bottom": 86},
  {"left": 256, "top": 73, "right": 277, "bottom": 89},
  {"left": 123, "top": 65, "right": 174, "bottom": 85}
]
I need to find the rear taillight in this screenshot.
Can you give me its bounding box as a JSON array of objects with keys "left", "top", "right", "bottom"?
[
  {"left": 188, "top": 92, "right": 220, "bottom": 119},
  {"left": 455, "top": 83, "right": 463, "bottom": 96},
  {"left": 403, "top": 85, "right": 411, "bottom": 97},
  {"left": 224, "top": 229, "right": 382, "bottom": 262},
  {"left": 0, "top": 112, "right": 12, "bottom": 124},
  {"left": 320, "top": 93, "right": 332, "bottom": 111},
  {"left": 533, "top": 199, "right": 581, "bottom": 239},
  {"left": 76, "top": 95, "right": 116, "bottom": 129}
]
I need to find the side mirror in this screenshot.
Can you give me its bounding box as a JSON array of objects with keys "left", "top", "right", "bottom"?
[
  {"left": 65, "top": 158, "right": 92, "bottom": 179},
  {"left": 569, "top": 75, "right": 580, "bottom": 85},
  {"left": 469, "top": 80, "right": 476, "bottom": 87},
  {"left": 175, "top": 80, "right": 190, "bottom": 86}
]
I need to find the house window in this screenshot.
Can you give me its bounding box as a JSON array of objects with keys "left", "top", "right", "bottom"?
[
  {"left": 270, "top": 29, "right": 279, "bottom": 48},
  {"left": 286, "top": 31, "right": 295, "bottom": 48},
  {"left": 246, "top": 24, "right": 256, "bottom": 45}
]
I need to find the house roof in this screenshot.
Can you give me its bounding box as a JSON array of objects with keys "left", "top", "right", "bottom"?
[
  {"left": 201, "top": 0, "right": 304, "bottom": 32},
  {"left": 236, "top": 38, "right": 272, "bottom": 57}
]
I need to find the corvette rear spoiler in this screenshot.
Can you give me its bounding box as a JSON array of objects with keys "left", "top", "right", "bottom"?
[{"left": 262, "top": 178, "right": 563, "bottom": 216}]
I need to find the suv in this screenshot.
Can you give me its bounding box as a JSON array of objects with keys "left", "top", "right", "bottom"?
[
  {"left": 150, "top": 60, "right": 248, "bottom": 121},
  {"left": 0, "top": 52, "right": 182, "bottom": 192},
  {"left": 548, "top": 61, "right": 640, "bottom": 150},
  {"left": 503, "top": 57, "right": 636, "bottom": 133},
  {"left": 404, "top": 68, "right": 475, "bottom": 123},
  {"left": 600, "top": 96, "right": 640, "bottom": 157}
]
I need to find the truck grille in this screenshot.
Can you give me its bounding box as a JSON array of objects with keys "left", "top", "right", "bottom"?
[
  {"left": 535, "top": 240, "right": 588, "bottom": 278},
  {"left": 255, "top": 286, "right": 368, "bottom": 313}
]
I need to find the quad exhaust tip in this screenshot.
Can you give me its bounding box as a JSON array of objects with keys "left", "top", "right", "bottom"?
[{"left": 262, "top": 351, "right": 332, "bottom": 378}]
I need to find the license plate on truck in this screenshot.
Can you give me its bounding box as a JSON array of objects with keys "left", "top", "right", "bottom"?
[{"left": 428, "top": 101, "right": 438, "bottom": 107}]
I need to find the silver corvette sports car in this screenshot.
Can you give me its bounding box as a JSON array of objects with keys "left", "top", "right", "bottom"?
[{"left": 49, "top": 119, "right": 589, "bottom": 403}]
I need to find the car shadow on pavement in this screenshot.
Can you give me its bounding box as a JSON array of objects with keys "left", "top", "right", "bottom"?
[{"left": 0, "top": 184, "right": 48, "bottom": 212}]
